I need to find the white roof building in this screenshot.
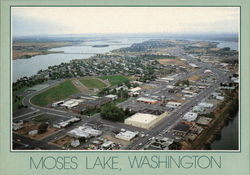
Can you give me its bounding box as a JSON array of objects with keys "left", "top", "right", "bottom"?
[
  {"left": 189, "top": 63, "right": 199, "bottom": 68},
  {"left": 71, "top": 139, "right": 80, "bottom": 147},
  {"left": 101, "top": 141, "right": 114, "bottom": 148},
  {"left": 115, "top": 131, "right": 138, "bottom": 141},
  {"left": 61, "top": 99, "right": 83, "bottom": 109},
  {"left": 129, "top": 87, "right": 142, "bottom": 92},
  {"left": 198, "top": 102, "right": 213, "bottom": 108},
  {"left": 67, "top": 126, "right": 102, "bottom": 138},
  {"left": 166, "top": 102, "right": 182, "bottom": 108},
  {"left": 183, "top": 112, "right": 198, "bottom": 122},
  {"left": 105, "top": 94, "right": 118, "bottom": 100},
  {"left": 125, "top": 112, "right": 168, "bottom": 129}
]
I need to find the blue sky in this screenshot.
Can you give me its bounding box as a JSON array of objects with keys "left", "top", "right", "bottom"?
[{"left": 12, "top": 7, "right": 240, "bottom": 37}]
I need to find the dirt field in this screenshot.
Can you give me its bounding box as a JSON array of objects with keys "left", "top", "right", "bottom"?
[
  {"left": 188, "top": 75, "right": 202, "bottom": 81},
  {"left": 157, "top": 59, "right": 186, "bottom": 66},
  {"left": 51, "top": 135, "right": 73, "bottom": 147},
  {"left": 15, "top": 122, "right": 58, "bottom": 140}
]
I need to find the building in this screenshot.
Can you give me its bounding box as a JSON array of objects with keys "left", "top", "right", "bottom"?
[
  {"left": 183, "top": 112, "right": 198, "bottom": 122},
  {"left": 198, "top": 102, "right": 213, "bottom": 108},
  {"left": 67, "top": 126, "right": 102, "bottom": 138},
  {"left": 80, "top": 97, "right": 111, "bottom": 108},
  {"left": 192, "top": 106, "right": 205, "bottom": 112},
  {"left": 125, "top": 112, "right": 168, "bottom": 129},
  {"left": 128, "top": 87, "right": 142, "bottom": 96},
  {"left": 204, "top": 69, "right": 212, "bottom": 74},
  {"left": 52, "top": 100, "right": 65, "bottom": 107},
  {"left": 13, "top": 120, "right": 23, "bottom": 131},
  {"left": 71, "top": 139, "right": 80, "bottom": 147},
  {"left": 53, "top": 117, "right": 81, "bottom": 128},
  {"left": 136, "top": 97, "right": 158, "bottom": 104},
  {"left": 189, "top": 63, "right": 199, "bottom": 68},
  {"left": 105, "top": 94, "right": 118, "bottom": 101},
  {"left": 101, "top": 141, "right": 114, "bottom": 149},
  {"left": 166, "top": 101, "right": 182, "bottom": 108},
  {"left": 115, "top": 130, "right": 138, "bottom": 141},
  {"left": 196, "top": 117, "right": 213, "bottom": 126},
  {"left": 61, "top": 99, "right": 83, "bottom": 109},
  {"left": 28, "top": 130, "right": 38, "bottom": 135}
]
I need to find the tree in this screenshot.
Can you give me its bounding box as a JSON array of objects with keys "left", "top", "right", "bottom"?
[{"left": 38, "top": 123, "right": 49, "bottom": 134}]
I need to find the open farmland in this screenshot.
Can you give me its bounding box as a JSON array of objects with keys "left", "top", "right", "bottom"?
[
  {"left": 99, "top": 75, "right": 129, "bottom": 86},
  {"left": 31, "top": 80, "right": 79, "bottom": 106}
]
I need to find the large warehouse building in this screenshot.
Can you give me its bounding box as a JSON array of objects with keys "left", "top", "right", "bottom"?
[{"left": 124, "top": 112, "right": 168, "bottom": 129}]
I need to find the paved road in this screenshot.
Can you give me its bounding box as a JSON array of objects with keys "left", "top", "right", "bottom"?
[{"left": 13, "top": 133, "right": 61, "bottom": 150}]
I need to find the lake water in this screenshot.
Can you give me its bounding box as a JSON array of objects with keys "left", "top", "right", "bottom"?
[
  {"left": 12, "top": 38, "right": 238, "bottom": 82},
  {"left": 210, "top": 113, "right": 239, "bottom": 150},
  {"left": 216, "top": 41, "right": 238, "bottom": 51},
  {"left": 12, "top": 38, "right": 148, "bottom": 82}
]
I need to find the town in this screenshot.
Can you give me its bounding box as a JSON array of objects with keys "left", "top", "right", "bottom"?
[{"left": 12, "top": 39, "right": 239, "bottom": 150}]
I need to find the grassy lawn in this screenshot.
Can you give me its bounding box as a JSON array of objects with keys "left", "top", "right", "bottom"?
[
  {"left": 31, "top": 80, "right": 79, "bottom": 106},
  {"left": 99, "top": 75, "right": 129, "bottom": 86},
  {"left": 12, "top": 86, "right": 29, "bottom": 112},
  {"left": 79, "top": 77, "right": 107, "bottom": 89}
]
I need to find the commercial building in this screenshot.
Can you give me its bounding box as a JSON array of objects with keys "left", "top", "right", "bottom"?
[
  {"left": 67, "top": 126, "right": 102, "bottom": 138},
  {"left": 136, "top": 97, "right": 158, "bottom": 104},
  {"left": 105, "top": 94, "right": 118, "bottom": 101},
  {"left": 183, "top": 112, "right": 198, "bottom": 122},
  {"left": 166, "top": 101, "right": 182, "bottom": 108},
  {"left": 192, "top": 106, "right": 205, "bottom": 112},
  {"left": 61, "top": 99, "right": 83, "bottom": 109},
  {"left": 125, "top": 112, "right": 168, "bottom": 129},
  {"left": 196, "top": 117, "right": 212, "bottom": 126},
  {"left": 13, "top": 120, "right": 24, "bottom": 131},
  {"left": 128, "top": 87, "right": 142, "bottom": 96},
  {"left": 115, "top": 130, "right": 138, "bottom": 141},
  {"left": 198, "top": 102, "right": 213, "bottom": 108},
  {"left": 80, "top": 97, "right": 111, "bottom": 108}
]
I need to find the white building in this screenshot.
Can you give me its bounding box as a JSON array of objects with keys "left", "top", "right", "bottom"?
[
  {"left": 13, "top": 121, "right": 23, "bottom": 131},
  {"left": 71, "top": 139, "right": 80, "bottom": 147},
  {"left": 61, "top": 99, "right": 83, "bottom": 109},
  {"left": 67, "top": 126, "right": 102, "bottom": 138},
  {"left": 101, "top": 141, "right": 114, "bottom": 149},
  {"left": 166, "top": 101, "right": 182, "bottom": 108},
  {"left": 28, "top": 130, "right": 38, "bottom": 135},
  {"left": 105, "top": 94, "right": 118, "bottom": 101},
  {"left": 189, "top": 63, "right": 199, "bottom": 68},
  {"left": 183, "top": 112, "right": 198, "bottom": 122},
  {"left": 125, "top": 112, "right": 168, "bottom": 129},
  {"left": 128, "top": 87, "right": 142, "bottom": 96},
  {"left": 198, "top": 102, "right": 214, "bottom": 108},
  {"left": 52, "top": 100, "right": 65, "bottom": 107},
  {"left": 115, "top": 130, "right": 138, "bottom": 141}
]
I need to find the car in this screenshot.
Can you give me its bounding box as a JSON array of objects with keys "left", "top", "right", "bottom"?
[{"left": 138, "top": 143, "right": 142, "bottom": 146}]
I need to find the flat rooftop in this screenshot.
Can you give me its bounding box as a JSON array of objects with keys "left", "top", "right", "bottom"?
[{"left": 125, "top": 113, "right": 158, "bottom": 124}]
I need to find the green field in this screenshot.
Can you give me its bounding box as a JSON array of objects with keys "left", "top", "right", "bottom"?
[
  {"left": 31, "top": 80, "right": 79, "bottom": 106},
  {"left": 79, "top": 78, "right": 107, "bottom": 89},
  {"left": 99, "top": 75, "right": 129, "bottom": 86}
]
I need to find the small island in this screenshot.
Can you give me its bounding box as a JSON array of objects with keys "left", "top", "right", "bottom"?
[{"left": 92, "top": 44, "right": 109, "bottom": 48}]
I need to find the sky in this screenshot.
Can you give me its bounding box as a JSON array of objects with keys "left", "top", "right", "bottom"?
[{"left": 12, "top": 7, "right": 240, "bottom": 37}]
